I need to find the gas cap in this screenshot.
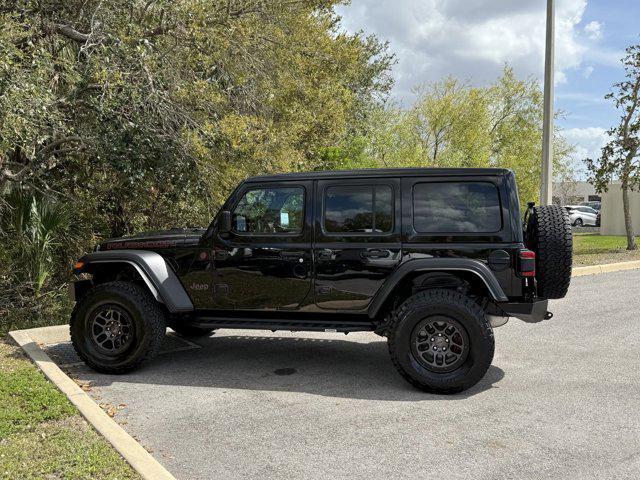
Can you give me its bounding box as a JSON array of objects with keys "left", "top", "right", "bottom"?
[{"left": 488, "top": 250, "right": 511, "bottom": 271}]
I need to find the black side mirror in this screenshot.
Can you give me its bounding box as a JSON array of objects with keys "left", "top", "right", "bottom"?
[{"left": 219, "top": 210, "right": 232, "bottom": 233}]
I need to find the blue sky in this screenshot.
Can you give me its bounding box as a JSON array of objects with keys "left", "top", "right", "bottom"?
[{"left": 336, "top": 0, "right": 640, "bottom": 176}]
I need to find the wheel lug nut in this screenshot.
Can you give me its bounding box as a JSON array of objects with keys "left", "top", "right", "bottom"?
[
  {"left": 431, "top": 338, "right": 434, "bottom": 341},
  {"left": 433, "top": 346, "right": 437, "bottom": 350}
]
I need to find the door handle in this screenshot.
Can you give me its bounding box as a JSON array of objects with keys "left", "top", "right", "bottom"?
[
  {"left": 316, "top": 249, "right": 333, "bottom": 260},
  {"left": 361, "top": 249, "right": 391, "bottom": 258},
  {"left": 280, "top": 251, "right": 305, "bottom": 258}
]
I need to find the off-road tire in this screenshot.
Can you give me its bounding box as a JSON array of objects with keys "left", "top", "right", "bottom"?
[
  {"left": 387, "top": 289, "right": 494, "bottom": 394},
  {"left": 70, "top": 281, "right": 166, "bottom": 374},
  {"left": 525, "top": 205, "right": 573, "bottom": 299},
  {"left": 169, "top": 322, "right": 215, "bottom": 338}
]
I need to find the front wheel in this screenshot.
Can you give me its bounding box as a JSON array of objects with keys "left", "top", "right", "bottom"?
[
  {"left": 574, "top": 218, "right": 583, "bottom": 227},
  {"left": 387, "top": 289, "right": 494, "bottom": 394},
  {"left": 70, "top": 281, "right": 167, "bottom": 374}
]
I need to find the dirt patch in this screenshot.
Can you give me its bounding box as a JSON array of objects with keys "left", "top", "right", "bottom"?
[{"left": 574, "top": 250, "right": 640, "bottom": 266}]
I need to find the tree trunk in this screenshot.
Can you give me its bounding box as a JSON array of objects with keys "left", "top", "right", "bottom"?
[{"left": 621, "top": 182, "right": 637, "bottom": 250}]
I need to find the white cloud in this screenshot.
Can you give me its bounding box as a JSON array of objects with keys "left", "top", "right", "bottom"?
[
  {"left": 586, "top": 47, "right": 624, "bottom": 68},
  {"left": 562, "top": 126, "right": 611, "bottom": 176},
  {"left": 584, "top": 20, "right": 603, "bottom": 40},
  {"left": 582, "top": 65, "right": 594, "bottom": 78},
  {"left": 336, "top": 0, "right": 598, "bottom": 103},
  {"left": 556, "top": 91, "right": 607, "bottom": 105}
]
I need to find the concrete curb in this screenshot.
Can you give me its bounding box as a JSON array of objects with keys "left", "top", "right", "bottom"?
[
  {"left": 572, "top": 259, "right": 640, "bottom": 277},
  {"left": 8, "top": 329, "right": 176, "bottom": 480}
]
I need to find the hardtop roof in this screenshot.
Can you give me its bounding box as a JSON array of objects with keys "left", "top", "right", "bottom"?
[{"left": 245, "top": 167, "right": 512, "bottom": 183}]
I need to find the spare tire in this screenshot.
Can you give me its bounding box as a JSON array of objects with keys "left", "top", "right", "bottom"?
[{"left": 524, "top": 205, "right": 573, "bottom": 299}]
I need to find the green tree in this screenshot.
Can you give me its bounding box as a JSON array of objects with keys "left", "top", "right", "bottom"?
[
  {"left": 0, "top": 0, "right": 393, "bottom": 235},
  {"left": 587, "top": 45, "right": 640, "bottom": 250},
  {"left": 333, "top": 67, "right": 573, "bottom": 206},
  {"left": 319, "top": 104, "right": 420, "bottom": 169},
  {"left": 411, "top": 78, "right": 491, "bottom": 168},
  {"left": 1, "top": 190, "right": 70, "bottom": 293}
]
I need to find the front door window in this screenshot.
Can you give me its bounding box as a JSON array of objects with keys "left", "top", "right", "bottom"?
[{"left": 233, "top": 187, "right": 304, "bottom": 235}]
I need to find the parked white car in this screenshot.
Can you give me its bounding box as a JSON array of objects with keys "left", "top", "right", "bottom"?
[
  {"left": 580, "top": 200, "right": 601, "bottom": 212},
  {"left": 565, "top": 205, "right": 598, "bottom": 227}
]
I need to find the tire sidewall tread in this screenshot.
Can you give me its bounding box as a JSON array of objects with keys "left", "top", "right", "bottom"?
[{"left": 527, "top": 205, "right": 573, "bottom": 299}]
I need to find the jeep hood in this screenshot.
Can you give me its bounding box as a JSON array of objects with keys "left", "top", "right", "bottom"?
[{"left": 97, "top": 228, "right": 205, "bottom": 251}]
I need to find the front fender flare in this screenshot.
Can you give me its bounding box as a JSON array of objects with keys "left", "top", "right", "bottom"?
[
  {"left": 368, "top": 258, "right": 508, "bottom": 318},
  {"left": 75, "top": 250, "right": 194, "bottom": 313}
]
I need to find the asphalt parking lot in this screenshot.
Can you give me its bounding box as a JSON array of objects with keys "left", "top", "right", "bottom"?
[{"left": 49, "top": 270, "right": 640, "bottom": 480}]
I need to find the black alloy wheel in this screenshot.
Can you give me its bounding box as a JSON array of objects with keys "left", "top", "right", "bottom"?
[
  {"left": 89, "top": 304, "right": 135, "bottom": 355},
  {"left": 411, "top": 316, "right": 469, "bottom": 373}
]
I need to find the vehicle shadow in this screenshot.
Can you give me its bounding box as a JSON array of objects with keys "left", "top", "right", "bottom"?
[{"left": 79, "top": 331, "right": 505, "bottom": 402}]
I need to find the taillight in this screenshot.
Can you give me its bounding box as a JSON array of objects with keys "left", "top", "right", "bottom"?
[{"left": 519, "top": 249, "right": 536, "bottom": 277}]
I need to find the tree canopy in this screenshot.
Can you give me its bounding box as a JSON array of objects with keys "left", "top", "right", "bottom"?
[
  {"left": 325, "top": 67, "right": 573, "bottom": 206},
  {"left": 0, "top": 0, "right": 393, "bottom": 235}
]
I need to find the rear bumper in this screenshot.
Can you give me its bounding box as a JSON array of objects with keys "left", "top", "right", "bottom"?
[{"left": 500, "top": 299, "right": 550, "bottom": 323}]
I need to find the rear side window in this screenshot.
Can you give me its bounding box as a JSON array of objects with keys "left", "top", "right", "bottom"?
[
  {"left": 413, "top": 182, "right": 501, "bottom": 233},
  {"left": 324, "top": 185, "right": 392, "bottom": 234}
]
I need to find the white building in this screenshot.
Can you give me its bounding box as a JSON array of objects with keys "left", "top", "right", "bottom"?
[
  {"left": 552, "top": 181, "right": 599, "bottom": 206},
  {"left": 600, "top": 184, "right": 640, "bottom": 236}
]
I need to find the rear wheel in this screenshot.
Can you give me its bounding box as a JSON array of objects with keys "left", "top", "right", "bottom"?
[
  {"left": 387, "top": 289, "right": 494, "bottom": 394},
  {"left": 70, "top": 281, "right": 166, "bottom": 373},
  {"left": 574, "top": 218, "right": 583, "bottom": 227}
]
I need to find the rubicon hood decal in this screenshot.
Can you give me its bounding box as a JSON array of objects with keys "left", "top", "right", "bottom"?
[
  {"left": 99, "top": 228, "right": 206, "bottom": 250},
  {"left": 105, "top": 239, "right": 178, "bottom": 250}
]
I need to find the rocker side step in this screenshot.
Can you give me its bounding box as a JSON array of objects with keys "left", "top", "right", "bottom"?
[{"left": 191, "top": 317, "right": 376, "bottom": 333}]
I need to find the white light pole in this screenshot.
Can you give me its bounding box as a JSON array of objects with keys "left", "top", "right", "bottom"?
[{"left": 540, "top": 0, "right": 555, "bottom": 205}]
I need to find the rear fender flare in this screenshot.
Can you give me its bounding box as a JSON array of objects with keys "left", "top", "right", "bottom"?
[
  {"left": 74, "top": 250, "right": 194, "bottom": 313},
  {"left": 368, "top": 258, "right": 508, "bottom": 318}
]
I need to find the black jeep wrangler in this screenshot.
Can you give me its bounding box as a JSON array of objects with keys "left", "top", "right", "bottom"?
[{"left": 70, "top": 168, "right": 572, "bottom": 393}]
